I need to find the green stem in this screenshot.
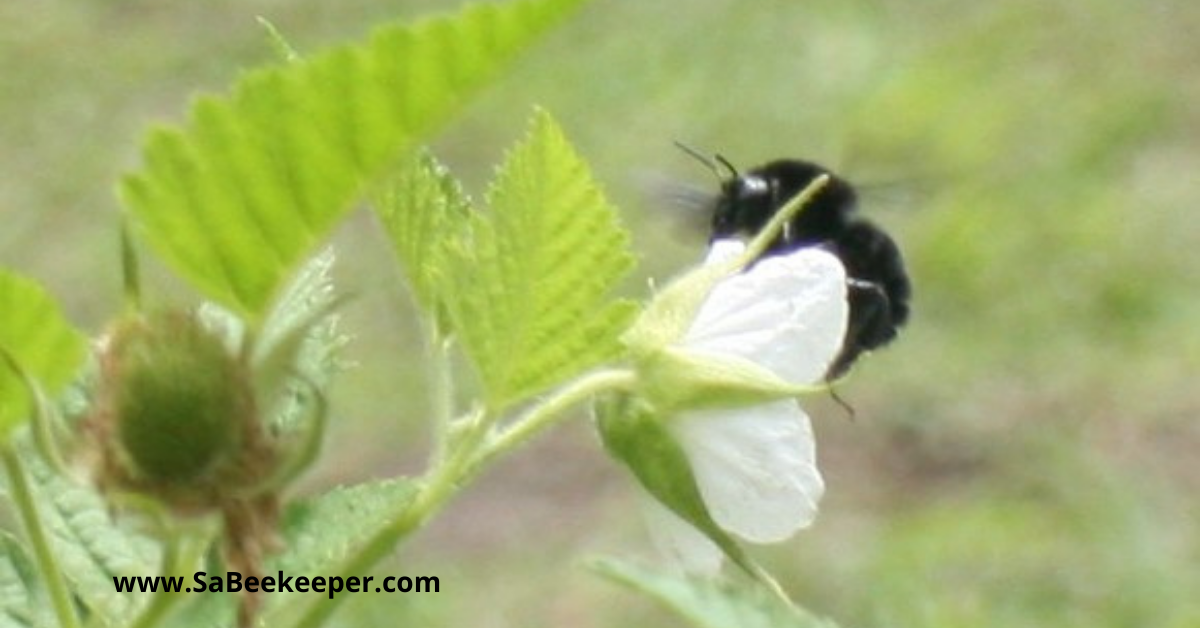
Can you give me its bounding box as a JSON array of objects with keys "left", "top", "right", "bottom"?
[
  {"left": 427, "top": 328, "right": 454, "bottom": 467},
  {"left": 125, "top": 532, "right": 180, "bottom": 628},
  {"left": 95, "top": 514, "right": 212, "bottom": 628},
  {"left": 740, "top": 174, "right": 829, "bottom": 264},
  {"left": 288, "top": 368, "right": 635, "bottom": 628},
  {"left": 466, "top": 369, "right": 636, "bottom": 478},
  {"left": 288, "top": 444, "right": 467, "bottom": 628},
  {"left": 0, "top": 347, "right": 67, "bottom": 475},
  {"left": 120, "top": 217, "right": 143, "bottom": 314},
  {"left": 748, "top": 559, "right": 795, "bottom": 607},
  {"left": 0, "top": 444, "right": 82, "bottom": 628}
]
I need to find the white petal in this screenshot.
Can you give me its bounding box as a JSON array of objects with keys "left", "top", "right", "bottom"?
[
  {"left": 704, "top": 238, "right": 747, "bottom": 265},
  {"left": 670, "top": 400, "right": 824, "bottom": 544},
  {"left": 639, "top": 492, "right": 724, "bottom": 576},
  {"left": 685, "top": 246, "right": 847, "bottom": 385}
]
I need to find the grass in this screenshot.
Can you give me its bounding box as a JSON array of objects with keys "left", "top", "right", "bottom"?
[{"left": 3, "top": 0, "right": 1199, "bottom": 626}]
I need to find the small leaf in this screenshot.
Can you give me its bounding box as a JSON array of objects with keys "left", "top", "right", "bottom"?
[
  {"left": 121, "top": 0, "right": 588, "bottom": 320},
  {"left": 197, "top": 249, "right": 348, "bottom": 433},
  {"left": 255, "top": 477, "right": 418, "bottom": 623},
  {"left": 251, "top": 248, "right": 347, "bottom": 415},
  {"left": 173, "top": 478, "right": 419, "bottom": 627},
  {"left": 23, "top": 454, "right": 160, "bottom": 623},
  {"left": 0, "top": 269, "right": 86, "bottom": 439},
  {"left": 592, "top": 558, "right": 841, "bottom": 628},
  {"left": 0, "top": 531, "right": 51, "bottom": 628},
  {"left": 374, "top": 150, "right": 472, "bottom": 330},
  {"left": 445, "top": 110, "right": 637, "bottom": 410},
  {"left": 595, "top": 394, "right": 755, "bottom": 575},
  {"left": 274, "top": 477, "right": 416, "bottom": 576}
]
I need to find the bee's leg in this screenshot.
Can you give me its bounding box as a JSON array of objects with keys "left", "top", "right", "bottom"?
[
  {"left": 826, "top": 278, "right": 894, "bottom": 380},
  {"left": 847, "top": 278, "right": 896, "bottom": 348}
]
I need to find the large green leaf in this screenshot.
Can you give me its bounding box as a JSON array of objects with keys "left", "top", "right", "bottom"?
[
  {"left": 0, "top": 269, "right": 86, "bottom": 438},
  {"left": 592, "top": 558, "right": 841, "bottom": 628},
  {"left": 444, "top": 110, "right": 637, "bottom": 410},
  {"left": 121, "top": 0, "right": 587, "bottom": 321}
]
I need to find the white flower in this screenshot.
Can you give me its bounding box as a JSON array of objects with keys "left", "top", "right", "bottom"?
[{"left": 646, "top": 238, "right": 848, "bottom": 573}]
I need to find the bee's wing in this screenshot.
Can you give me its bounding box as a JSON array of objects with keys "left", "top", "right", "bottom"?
[
  {"left": 855, "top": 180, "right": 931, "bottom": 213},
  {"left": 636, "top": 171, "right": 717, "bottom": 240}
]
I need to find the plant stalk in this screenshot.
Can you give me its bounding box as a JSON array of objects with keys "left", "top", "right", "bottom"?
[
  {"left": 289, "top": 368, "right": 635, "bottom": 628},
  {"left": 1, "top": 444, "right": 82, "bottom": 628},
  {"left": 427, "top": 327, "right": 455, "bottom": 467}
]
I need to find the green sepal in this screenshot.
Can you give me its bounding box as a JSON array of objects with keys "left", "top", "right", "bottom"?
[
  {"left": 595, "top": 394, "right": 756, "bottom": 576},
  {"left": 634, "top": 347, "right": 816, "bottom": 415},
  {"left": 622, "top": 263, "right": 730, "bottom": 358}
]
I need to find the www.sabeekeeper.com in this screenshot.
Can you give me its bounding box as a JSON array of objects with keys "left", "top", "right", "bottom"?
[{"left": 113, "top": 571, "right": 438, "bottom": 599}]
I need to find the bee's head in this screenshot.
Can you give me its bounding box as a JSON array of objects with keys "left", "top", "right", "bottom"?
[
  {"left": 712, "top": 169, "right": 776, "bottom": 237},
  {"left": 711, "top": 159, "right": 858, "bottom": 246}
]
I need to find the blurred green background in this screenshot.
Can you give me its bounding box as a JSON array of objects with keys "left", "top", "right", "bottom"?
[{"left": 3, "top": 0, "right": 1198, "bottom": 626}]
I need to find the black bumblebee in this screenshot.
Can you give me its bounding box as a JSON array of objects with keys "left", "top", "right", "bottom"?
[{"left": 683, "top": 149, "right": 911, "bottom": 379}]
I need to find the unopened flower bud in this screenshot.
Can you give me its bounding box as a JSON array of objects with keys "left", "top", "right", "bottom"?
[{"left": 98, "top": 310, "right": 253, "bottom": 490}]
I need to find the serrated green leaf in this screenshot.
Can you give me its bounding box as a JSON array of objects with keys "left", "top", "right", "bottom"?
[
  {"left": 595, "top": 394, "right": 755, "bottom": 575},
  {"left": 445, "top": 110, "right": 637, "bottom": 410},
  {"left": 0, "top": 270, "right": 86, "bottom": 439},
  {"left": 0, "top": 531, "right": 50, "bottom": 628},
  {"left": 206, "top": 478, "right": 416, "bottom": 624},
  {"left": 178, "top": 478, "right": 418, "bottom": 627},
  {"left": 592, "top": 558, "right": 841, "bottom": 628},
  {"left": 121, "top": 0, "right": 587, "bottom": 320},
  {"left": 274, "top": 477, "right": 416, "bottom": 575},
  {"left": 22, "top": 454, "right": 159, "bottom": 623},
  {"left": 374, "top": 150, "right": 472, "bottom": 329}
]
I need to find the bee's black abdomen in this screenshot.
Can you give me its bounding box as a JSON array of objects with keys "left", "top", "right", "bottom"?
[
  {"left": 833, "top": 220, "right": 911, "bottom": 327},
  {"left": 827, "top": 281, "right": 891, "bottom": 379}
]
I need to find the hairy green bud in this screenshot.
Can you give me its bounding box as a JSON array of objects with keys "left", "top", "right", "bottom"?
[{"left": 100, "top": 310, "right": 252, "bottom": 487}]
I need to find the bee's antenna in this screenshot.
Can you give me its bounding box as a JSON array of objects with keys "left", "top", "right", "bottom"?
[
  {"left": 714, "top": 154, "right": 739, "bottom": 179},
  {"left": 673, "top": 141, "right": 728, "bottom": 183},
  {"left": 828, "top": 385, "right": 856, "bottom": 421}
]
